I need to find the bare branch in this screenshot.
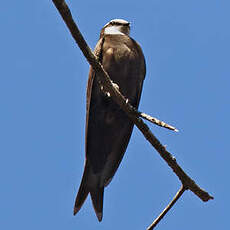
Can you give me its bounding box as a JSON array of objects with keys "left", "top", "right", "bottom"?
[
  {"left": 52, "top": 0, "right": 214, "bottom": 226},
  {"left": 147, "top": 185, "right": 186, "bottom": 230},
  {"left": 139, "top": 112, "right": 179, "bottom": 132}
]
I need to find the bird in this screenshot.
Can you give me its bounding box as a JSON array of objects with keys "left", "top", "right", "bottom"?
[{"left": 74, "top": 19, "right": 146, "bottom": 221}]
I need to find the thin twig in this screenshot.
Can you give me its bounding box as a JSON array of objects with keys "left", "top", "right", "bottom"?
[
  {"left": 147, "top": 185, "right": 186, "bottom": 230},
  {"left": 139, "top": 112, "right": 179, "bottom": 132}
]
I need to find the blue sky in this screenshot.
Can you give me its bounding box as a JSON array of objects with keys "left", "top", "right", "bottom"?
[{"left": 1, "top": 0, "right": 229, "bottom": 229}]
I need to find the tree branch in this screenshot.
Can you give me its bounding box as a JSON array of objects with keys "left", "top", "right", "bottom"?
[
  {"left": 52, "top": 0, "right": 213, "bottom": 225},
  {"left": 139, "top": 112, "right": 178, "bottom": 132},
  {"left": 147, "top": 185, "right": 186, "bottom": 230}
]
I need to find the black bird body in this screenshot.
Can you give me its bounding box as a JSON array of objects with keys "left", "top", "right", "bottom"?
[{"left": 74, "top": 19, "right": 146, "bottom": 221}]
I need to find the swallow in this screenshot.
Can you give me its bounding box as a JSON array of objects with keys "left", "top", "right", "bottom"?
[{"left": 74, "top": 19, "right": 146, "bottom": 221}]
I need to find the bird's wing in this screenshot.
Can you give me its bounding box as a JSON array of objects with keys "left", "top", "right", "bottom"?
[{"left": 74, "top": 38, "right": 105, "bottom": 221}]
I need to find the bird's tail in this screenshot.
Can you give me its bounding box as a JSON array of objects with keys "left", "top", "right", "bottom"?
[
  {"left": 73, "top": 164, "right": 104, "bottom": 222},
  {"left": 74, "top": 165, "right": 90, "bottom": 216},
  {"left": 90, "top": 186, "right": 104, "bottom": 221}
]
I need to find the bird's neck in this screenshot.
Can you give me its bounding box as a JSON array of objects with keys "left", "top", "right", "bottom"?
[{"left": 104, "top": 26, "right": 130, "bottom": 36}]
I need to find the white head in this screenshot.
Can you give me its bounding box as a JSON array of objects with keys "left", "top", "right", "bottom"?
[{"left": 100, "top": 19, "right": 130, "bottom": 37}]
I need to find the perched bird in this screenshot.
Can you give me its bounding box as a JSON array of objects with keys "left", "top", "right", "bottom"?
[{"left": 74, "top": 19, "right": 146, "bottom": 221}]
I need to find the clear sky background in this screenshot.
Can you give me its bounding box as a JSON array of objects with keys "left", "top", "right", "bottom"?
[{"left": 1, "top": 1, "right": 229, "bottom": 229}]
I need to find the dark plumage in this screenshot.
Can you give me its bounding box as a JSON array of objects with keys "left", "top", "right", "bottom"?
[{"left": 74, "top": 19, "right": 146, "bottom": 221}]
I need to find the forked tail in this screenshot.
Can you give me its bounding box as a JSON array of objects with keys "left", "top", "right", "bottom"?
[{"left": 74, "top": 165, "right": 104, "bottom": 222}]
